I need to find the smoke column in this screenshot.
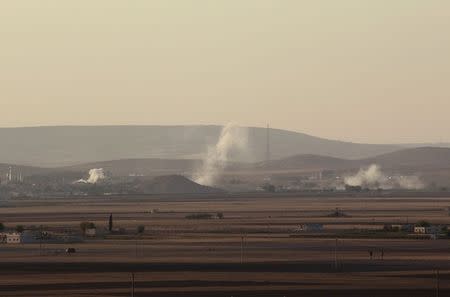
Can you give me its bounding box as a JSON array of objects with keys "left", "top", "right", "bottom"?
[
  {"left": 345, "top": 164, "right": 424, "bottom": 190},
  {"left": 195, "top": 123, "right": 248, "bottom": 186},
  {"left": 345, "top": 164, "right": 386, "bottom": 188},
  {"left": 76, "top": 168, "right": 106, "bottom": 184}
]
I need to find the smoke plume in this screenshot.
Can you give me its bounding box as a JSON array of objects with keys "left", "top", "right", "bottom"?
[
  {"left": 344, "top": 164, "right": 424, "bottom": 190},
  {"left": 76, "top": 168, "right": 106, "bottom": 184},
  {"left": 195, "top": 123, "right": 248, "bottom": 186}
]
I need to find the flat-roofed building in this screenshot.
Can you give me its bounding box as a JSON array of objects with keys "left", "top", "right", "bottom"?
[{"left": 6, "top": 233, "right": 22, "bottom": 244}]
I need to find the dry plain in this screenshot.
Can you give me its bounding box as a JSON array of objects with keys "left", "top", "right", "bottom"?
[{"left": 1, "top": 193, "right": 450, "bottom": 297}]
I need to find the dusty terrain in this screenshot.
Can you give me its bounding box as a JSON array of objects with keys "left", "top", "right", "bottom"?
[{"left": 1, "top": 194, "right": 450, "bottom": 296}]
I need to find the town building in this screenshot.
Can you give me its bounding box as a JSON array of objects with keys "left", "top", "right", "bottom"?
[
  {"left": 6, "top": 233, "right": 22, "bottom": 244},
  {"left": 414, "top": 226, "right": 440, "bottom": 234},
  {"left": 294, "top": 224, "right": 324, "bottom": 232},
  {"left": 390, "top": 224, "right": 414, "bottom": 232},
  {"left": 85, "top": 228, "right": 97, "bottom": 237}
]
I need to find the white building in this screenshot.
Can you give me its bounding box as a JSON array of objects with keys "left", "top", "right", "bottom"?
[
  {"left": 6, "top": 233, "right": 22, "bottom": 244},
  {"left": 85, "top": 228, "right": 96, "bottom": 237},
  {"left": 414, "top": 226, "right": 439, "bottom": 234}
]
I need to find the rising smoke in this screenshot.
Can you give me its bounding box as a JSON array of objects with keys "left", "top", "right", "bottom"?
[
  {"left": 344, "top": 164, "right": 424, "bottom": 190},
  {"left": 76, "top": 168, "right": 106, "bottom": 184},
  {"left": 195, "top": 123, "right": 248, "bottom": 186}
]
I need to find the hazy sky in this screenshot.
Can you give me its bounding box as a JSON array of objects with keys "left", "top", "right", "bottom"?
[{"left": 1, "top": 1, "right": 449, "bottom": 143}]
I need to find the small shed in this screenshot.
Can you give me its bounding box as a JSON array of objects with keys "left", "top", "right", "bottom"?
[
  {"left": 85, "top": 228, "right": 97, "bottom": 237},
  {"left": 295, "top": 224, "right": 324, "bottom": 232},
  {"left": 391, "top": 224, "right": 414, "bottom": 232}
]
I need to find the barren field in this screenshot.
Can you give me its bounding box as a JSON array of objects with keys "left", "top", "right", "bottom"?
[{"left": 1, "top": 194, "right": 450, "bottom": 296}]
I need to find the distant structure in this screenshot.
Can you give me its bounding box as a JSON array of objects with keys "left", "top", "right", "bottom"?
[
  {"left": 387, "top": 224, "right": 414, "bottom": 232},
  {"left": 108, "top": 214, "right": 113, "bottom": 232},
  {"left": 294, "top": 224, "right": 324, "bottom": 232},
  {"left": 4, "top": 167, "right": 23, "bottom": 184},
  {"left": 414, "top": 226, "right": 440, "bottom": 235},
  {"left": 6, "top": 233, "right": 21, "bottom": 244},
  {"left": 85, "top": 228, "right": 97, "bottom": 237},
  {"left": 327, "top": 208, "right": 348, "bottom": 217},
  {"left": 266, "top": 124, "right": 270, "bottom": 163},
  {"left": 3, "top": 231, "right": 36, "bottom": 244},
  {"left": 8, "top": 166, "right": 12, "bottom": 182}
]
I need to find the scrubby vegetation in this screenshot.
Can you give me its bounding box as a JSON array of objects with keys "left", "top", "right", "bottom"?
[
  {"left": 137, "top": 225, "right": 145, "bottom": 234},
  {"left": 80, "top": 221, "right": 96, "bottom": 233},
  {"left": 415, "top": 220, "right": 431, "bottom": 227},
  {"left": 15, "top": 225, "right": 24, "bottom": 233}
]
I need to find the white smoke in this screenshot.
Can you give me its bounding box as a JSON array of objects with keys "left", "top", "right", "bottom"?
[
  {"left": 344, "top": 164, "right": 424, "bottom": 190},
  {"left": 195, "top": 123, "right": 248, "bottom": 186},
  {"left": 76, "top": 168, "right": 106, "bottom": 184},
  {"left": 395, "top": 175, "right": 424, "bottom": 190},
  {"left": 345, "top": 164, "right": 386, "bottom": 188}
]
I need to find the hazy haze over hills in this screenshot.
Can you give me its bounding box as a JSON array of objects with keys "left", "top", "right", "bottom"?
[
  {"left": 0, "top": 125, "right": 403, "bottom": 167},
  {"left": 2, "top": 147, "right": 450, "bottom": 190},
  {"left": 258, "top": 147, "right": 450, "bottom": 173},
  {"left": 63, "top": 147, "right": 450, "bottom": 176}
]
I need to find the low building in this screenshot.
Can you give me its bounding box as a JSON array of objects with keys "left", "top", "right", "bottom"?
[
  {"left": 85, "top": 228, "right": 96, "bottom": 237},
  {"left": 6, "top": 233, "right": 22, "bottom": 244},
  {"left": 414, "top": 226, "right": 439, "bottom": 234},
  {"left": 3, "top": 230, "right": 83, "bottom": 244},
  {"left": 294, "top": 224, "right": 324, "bottom": 232},
  {"left": 390, "top": 224, "right": 414, "bottom": 232}
]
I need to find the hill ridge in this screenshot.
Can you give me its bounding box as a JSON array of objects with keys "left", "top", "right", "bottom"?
[{"left": 0, "top": 125, "right": 401, "bottom": 167}]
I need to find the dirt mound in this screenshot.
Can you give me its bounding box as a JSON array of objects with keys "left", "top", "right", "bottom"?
[{"left": 139, "top": 175, "right": 223, "bottom": 194}]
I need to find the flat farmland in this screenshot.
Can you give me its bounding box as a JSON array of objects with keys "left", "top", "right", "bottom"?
[{"left": 1, "top": 194, "right": 450, "bottom": 296}]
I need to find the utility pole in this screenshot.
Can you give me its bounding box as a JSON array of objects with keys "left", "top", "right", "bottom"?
[
  {"left": 135, "top": 238, "right": 138, "bottom": 258},
  {"left": 108, "top": 213, "right": 113, "bottom": 232},
  {"left": 266, "top": 124, "right": 270, "bottom": 163},
  {"left": 130, "top": 272, "right": 135, "bottom": 297},
  {"left": 240, "top": 235, "right": 244, "bottom": 264},
  {"left": 334, "top": 238, "right": 338, "bottom": 270},
  {"left": 39, "top": 225, "right": 44, "bottom": 256},
  {"left": 436, "top": 269, "right": 440, "bottom": 297}
]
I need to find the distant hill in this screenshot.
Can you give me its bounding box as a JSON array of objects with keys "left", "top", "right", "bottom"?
[
  {"left": 256, "top": 147, "right": 450, "bottom": 172},
  {"left": 137, "top": 175, "right": 223, "bottom": 194},
  {"left": 3, "top": 147, "right": 449, "bottom": 180},
  {"left": 257, "top": 154, "right": 355, "bottom": 171},
  {"left": 0, "top": 125, "right": 402, "bottom": 166},
  {"left": 400, "top": 142, "right": 450, "bottom": 149},
  {"left": 363, "top": 147, "right": 450, "bottom": 170}
]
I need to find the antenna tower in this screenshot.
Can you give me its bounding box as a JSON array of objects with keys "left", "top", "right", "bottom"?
[{"left": 266, "top": 124, "right": 270, "bottom": 163}]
